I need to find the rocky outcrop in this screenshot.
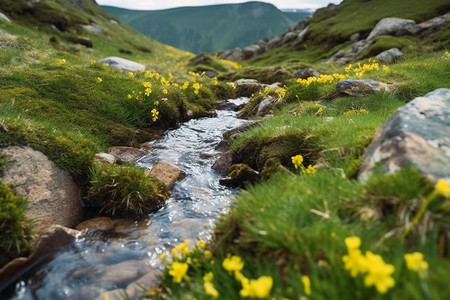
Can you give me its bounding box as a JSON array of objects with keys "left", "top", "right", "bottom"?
[
  {"left": 336, "top": 79, "right": 390, "bottom": 96},
  {"left": 99, "top": 57, "right": 146, "bottom": 71},
  {"left": 0, "top": 225, "right": 80, "bottom": 291},
  {"left": 80, "top": 23, "right": 103, "bottom": 34},
  {"left": 359, "top": 88, "right": 450, "bottom": 182},
  {"left": 375, "top": 48, "right": 404, "bottom": 64},
  {"left": 148, "top": 162, "right": 186, "bottom": 189},
  {"left": 0, "top": 146, "right": 82, "bottom": 236},
  {"left": 366, "top": 17, "right": 416, "bottom": 40},
  {"left": 294, "top": 67, "right": 320, "bottom": 79}
]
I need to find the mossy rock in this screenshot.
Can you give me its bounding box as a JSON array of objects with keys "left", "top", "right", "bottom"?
[
  {"left": 359, "top": 35, "right": 416, "bottom": 59},
  {"left": 260, "top": 158, "right": 293, "bottom": 181},
  {"left": 87, "top": 164, "right": 170, "bottom": 216},
  {"left": 219, "top": 163, "right": 259, "bottom": 188}
]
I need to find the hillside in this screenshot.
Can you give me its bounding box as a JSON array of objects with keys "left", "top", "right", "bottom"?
[{"left": 102, "top": 2, "right": 310, "bottom": 53}]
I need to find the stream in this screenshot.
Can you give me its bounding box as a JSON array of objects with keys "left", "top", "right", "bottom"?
[{"left": 3, "top": 97, "right": 249, "bottom": 300}]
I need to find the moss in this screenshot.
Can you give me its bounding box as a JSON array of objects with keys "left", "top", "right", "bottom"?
[
  {"left": 359, "top": 35, "right": 416, "bottom": 59},
  {"left": 0, "top": 180, "right": 34, "bottom": 268},
  {"left": 260, "top": 157, "right": 292, "bottom": 180},
  {"left": 87, "top": 164, "right": 170, "bottom": 216},
  {"left": 220, "top": 163, "right": 260, "bottom": 188}
]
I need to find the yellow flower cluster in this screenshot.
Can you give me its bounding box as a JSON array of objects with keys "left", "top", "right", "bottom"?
[
  {"left": 404, "top": 252, "right": 428, "bottom": 277},
  {"left": 220, "top": 59, "right": 242, "bottom": 69},
  {"left": 55, "top": 58, "right": 66, "bottom": 66},
  {"left": 343, "top": 108, "right": 369, "bottom": 116},
  {"left": 189, "top": 71, "right": 200, "bottom": 77},
  {"left": 96, "top": 77, "right": 103, "bottom": 83},
  {"left": 169, "top": 262, "right": 189, "bottom": 283},
  {"left": 444, "top": 51, "right": 450, "bottom": 58},
  {"left": 193, "top": 82, "right": 202, "bottom": 95},
  {"left": 297, "top": 73, "right": 348, "bottom": 86},
  {"left": 151, "top": 108, "right": 159, "bottom": 122},
  {"left": 291, "top": 154, "right": 317, "bottom": 174},
  {"left": 342, "top": 236, "right": 395, "bottom": 294}
]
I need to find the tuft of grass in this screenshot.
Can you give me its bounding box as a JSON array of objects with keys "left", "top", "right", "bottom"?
[
  {"left": 0, "top": 180, "right": 34, "bottom": 268},
  {"left": 87, "top": 164, "right": 170, "bottom": 216}
]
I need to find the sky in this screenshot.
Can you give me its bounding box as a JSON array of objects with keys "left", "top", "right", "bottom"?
[{"left": 96, "top": 0, "right": 343, "bottom": 11}]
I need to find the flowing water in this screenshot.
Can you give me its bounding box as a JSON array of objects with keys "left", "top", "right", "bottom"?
[{"left": 3, "top": 98, "right": 249, "bottom": 300}]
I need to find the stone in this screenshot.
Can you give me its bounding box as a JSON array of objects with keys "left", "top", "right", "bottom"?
[
  {"left": 0, "top": 146, "right": 82, "bottom": 236},
  {"left": 367, "top": 17, "right": 416, "bottom": 40},
  {"left": 76, "top": 217, "right": 115, "bottom": 231},
  {"left": 212, "top": 151, "right": 233, "bottom": 174},
  {"left": 99, "top": 260, "right": 151, "bottom": 285},
  {"left": 0, "top": 12, "right": 10, "bottom": 22},
  {"left": 375, "top": 48, "right": 404, "bottom": 64},
  {"left": 222, "top": 120, "right": 262, "bottom": 140},
  {"left": 109, "top": 146, "right": 146, "bottom": 163},
  {"left": 256, "top": 96, "right": 274, "bottom": 116},
  {"left": 126, "top": 272, "right": 158, "bottom": 299},
  {"left": 282, "top": 32, "right": 297, "bottom": 44},
  {"left": 99, "top": 57, "right": 146, "bottom": 71},
  {"left": 349, "top": 32, "right": 361, "bottom": 42},
  {"left": 94, "top": 289, "right": 126, "bottom": 300},
  {"left": 415, "top": 12, "right": 450, "bottom": 37},
  {"left": 359, "top": 88, "right": 450, "bottom": 182},
  {"left": 148, "top": 162, "right": 186, "bottom": 189},
  {"left": 336, "top": 79, "right": 390, "bottom": 96},
  {"left": 266, "top": 37, "right": 282, "bottom": 50},
  {"left": 94, "top": 152, "right": 116, "bottom": 164},
  {"left": 234, "top": 78, "right": 265, "bottom": 97},
  {"left": 294, "top": 67, "right": 320, "bottom": 79},
  {"left": 0, "top": 225, "right": 80, "bottom": 288}
]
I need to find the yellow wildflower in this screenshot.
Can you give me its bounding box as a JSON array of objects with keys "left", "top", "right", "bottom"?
[
  {"left": 127, "top": 94, "right": 132, "bottom": 99},
  {"left": 163, "top": 89, "right": 168, "bottom": 95},
  {"left": 103, "top": 293, "right": 109, "bottom": 300},
  {"left": 404, "top": 252, "right": 428, "bottom": 276},
  {"left": 145, "top": 87, "right": 152, "bottom": 96},
  {"left": 291, "top": 154, "right": 303, "bottom": 170},
  {"left": 182, "top": 81, "right": 190, "bottom": 90},
  {"left": 175, "top": 240, "right": 189, "bottom": 255},
  {"left": 345, "top": 236, "right": 361, "bottom": 252},
  {"left": 435, "top": 178, "right": 450, "bottom": 198},
  {"left": 171, "top": 248, "right": 179, "bottom": 258},
  {"left": 143, "top": 82, "right": 152, "bottom": 88},
  {"left": 160, "top": 252, "right": 167, "bottom": 260},
  {"left": 56, "top": 58, "right": 66, "bottom": 65},
  {"left": 204, "top": 250, "right": 212, "bottom": 257},
  {"left": 234, "top": 270, "right": 248, "bottom": 284},
  {"left": 204, "top": 281, "right": 219, "bottom": 298},
  {"left": 445, "top": 51, "right": 450, "bottom": 58},
  {"left": 203, "top": 272, "right": 214, "bottom": 282},
  {"left": 304, "top": 165, "right": 317, "bottom": 174},
  {"left": 364, "top": 252, "right": 395, "bottom": 294},
  {"left": 193, "top": 82, "right": 202, "bottom": 95},
  {"left": 239, "top": 276, "right": 273, "bottom": 299},
  {"left": 97, "top": 77, "right": 103, "bottom": 83},
  {"left": 301, "top": 275, "right": 311, "bottom": 296},
  {"left": 198, "top": 240, "right": 206, "bottom": 249},
  {"left": 343, "top": 248, "right": 368, "bottom": 277},
  {"left": 317, "top": 107, "right": 323, "bottom": 114},
  {"left": 222, "top": 255, "right": 244, "bottom": 273},
  {"left": 227, "top": 82, "right": 236, "bottom": 89},
  {"left": 383, "top": 65, "right": 389, "bottom": 71},
  {"left": 90, "top": 59, "right": 95, "bottom": 65},
  {"left": 154, "top": 100, "right": 159, "bottom": 106},
  {"left": 168, "top": 262, "right": 189, "bottom": 283},
  {"left": 292, "top": 112, "right": 297, "bottom": 117},
  {"left": 128, "top": 71, "right": 135, "bottom": 77}
]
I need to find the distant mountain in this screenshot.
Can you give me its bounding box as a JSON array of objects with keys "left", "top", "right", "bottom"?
[{"left": 102, "top": 1, "right": 311, "bottom": 54}]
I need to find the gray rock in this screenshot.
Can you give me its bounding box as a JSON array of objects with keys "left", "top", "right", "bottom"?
[
  {"left": 212, "top": 151, "right": 233, "bottom": 174},
  {"left": 0, "top": 12, "right": 10, "bottom": 22},
  {"left": 94, "top": 152, "right": 116, "bottom": 164},
  {"left": 109, "top": 146, "right": 146, "bottom": 163},
  {"left": 350, "top": 32, "right": 361, "bottom": 42},
  {"left": 336, "top": 79, "right": 390, "bottom": 96},
  {"left": 223, "top": 120, "right": 262, "bottom": 140},
  {"left": 415, "top": 12, "right": 450, "bottom": 37},
  {"left": 0, "top": 146, "right": 82, "bottom": 236},
  {"left": 367, "top": 17, "right": 416, "bottom": 40},
  {"left": 0, "top": 225, "right": 80, "bottom": 288},
  {"left": 375, "top": 48, "right": 404, "bottom": 64},
  {"left": 256, "top": 96, "right": 274, "bottom": 116},
  {"left": 266, "top": 37, "right": 282, "bottom": 50},
  {"left": 126, "top": 272, "right": 158, "bottom": 299},
  {"left": 282, "top": 32, "right": 298, "bottom": 44},
  {"left": 359, "top": 88, "right": 450, "bottom": 182},
  {"left": 294, "top": 67, "right": 320, "bottom": 79},
  {"left": 99, "top": 57, "right": 146, "bottom": 71},
  {"left": 148, "top": 162, "right": 186, "bottom": 189},
  {"left": 80, "top": 23, "right": 103, "bottom": 34}
]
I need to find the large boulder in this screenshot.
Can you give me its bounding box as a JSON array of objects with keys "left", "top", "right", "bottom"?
[
  {"left": 359, "top": 88, "right": 450, "bottom": 182},
  {"left": 0, "top": 146, "right": 82, "bottom": 235},
  {"left": 148, "top": 162, "right": 186, "bottom": 189},
  {"left": 99, "top": 57, "right": 146, "bottom": 71},
  {"left": 367, "top": 17, "right": 416, "bottom": 40}
]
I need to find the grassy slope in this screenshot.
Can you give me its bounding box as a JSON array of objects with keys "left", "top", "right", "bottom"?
[
  {"left": 150, "top": 0, "right": 450, "bottom": 299},
  {"left": 102, "top": 2, "right": 310, "bottom": 53}
]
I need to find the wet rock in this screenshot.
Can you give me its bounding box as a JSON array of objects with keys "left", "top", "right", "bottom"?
[
  {"left": 256, "top": 96, "right": 274, "bottom": 117},
  {"left": 0, "top": 146, "right": 82, "bottom": 236},
  {"left": 94, "top": 152, "right": 116, "bottom": 164},
  {"left": 126, "top": 271, "right": 158, "bottom": 298},
  {"left": 336, "top": 79, "right": 390, "bottom": 96},
  {"left": 223, "top": 120, "right": 262, "bottom": 140},
  {"left": 367, "top": 17, "right": 416, "bottom": 40},
  {"left": 99, "top": 260, "right": 151, "bottom": 285},
  {"left": 294, "top": 67, "right": 320, "bottom": 79},
  {"left": 212, "top": 151, "right": 233, "bottom": 174},
  {"left": 359, "top": 88, "right": 450, "bottom": 182},
  {"left": 375, "top": 48, "right": 404, "bottom": 64},
  {"left": 220, "top": 163, "right": 259, "bottom": 188},
  {"left": 148, "top": 162, "right": 186, "bottom": 189},
  {"left": 0, "top": 225, "right": 80, "bottom": 288},
  {"left": 0, "top": 12, "right": 10, "bottom": 22},
  {"left": 94, "top": 289, "right": 126, "bottom": 300},
  {"left": 99, "top": 57, "right": 146, "bottom": 71},
  {"left": 109, "top": 146, "right": 146, "bottom": 163},
  {"left": 214, "top": 140, "right": 229, "bottom": 152},
  {"left": 76, "top": 217, "right": 115, "bottom": 231}
]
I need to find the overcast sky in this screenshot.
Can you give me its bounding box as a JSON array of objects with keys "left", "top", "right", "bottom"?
[{"left": 96, "top": 0, "right": 343, "bottom": 11}]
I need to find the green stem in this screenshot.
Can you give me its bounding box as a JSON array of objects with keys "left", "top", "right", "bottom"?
[{"left": 402, "top": 191, "right": 437, "bottom": 238}]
